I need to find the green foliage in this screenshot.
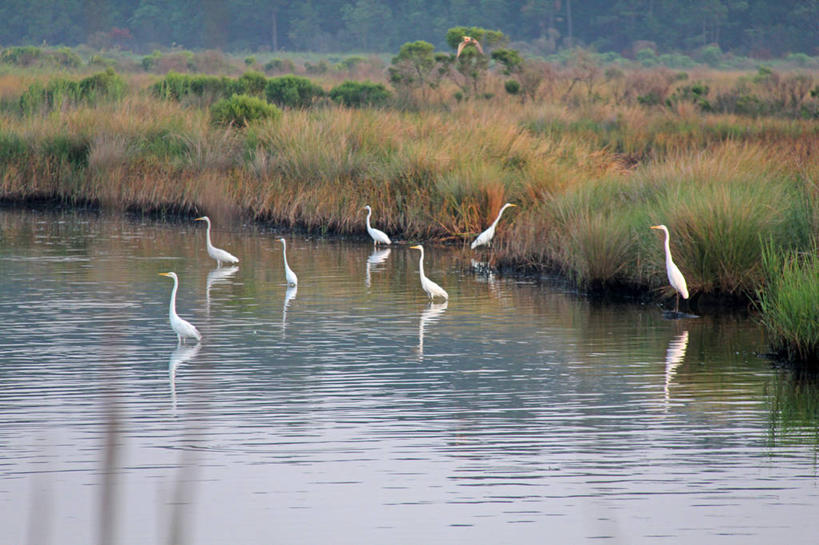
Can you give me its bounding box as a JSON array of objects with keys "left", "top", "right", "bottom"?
[
  {"left": 141, "top": 50, "right": 163, "bottom": 71},
  {"left": 244, "top": 56, "right": 256, "bottom": 66},
  {"left": 18, "top": 69, "right": 125, "bottom": 115},
  {"left": 698, "top": 45, "right": 723, "bottom": 67},
  {"left": 758, "top": 241, "right": 819, "bottom": 364},
  {"left": 671, "top": 82, "right": 712, "bottom": 110},
  {"left": 636, "top": 48, "right": 659, "bottom": 67},
  {"left": 304, "top": 60, "right": 331, "bottom": 74},
  {"left": 504, "top": 79, "right": 521, "bottom": 95},
  {"left": 238, "top": 71, "right": 267, "bottom": 97},
  {"left": 329, "top": 80, "right": 391, "bottom": 107},
  {"left": 210, "top": 94, "right": 281, "bottom": 127},
  {"left": 265, "top": 75, "right": 324, "bottom": 108},
  {"left": 264, "top": 58, "right": 295, "bottom": 74},
  {"left": 150, "top": 72, "right": 244, "bottom": 102},
  {"left": 0, "top": 46, "right": 42, "bottom": 66},
  {"left": 337, "top": 56, "right": 367, "bottom": 71},
  {"left": 491, "top": 48, "right": 523, "bottom": 74}
]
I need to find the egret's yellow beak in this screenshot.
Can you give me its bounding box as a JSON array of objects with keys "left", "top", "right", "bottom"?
[
  {"left": 410, "top": 245, "right": 422, "bottom": 250},
  {"left": 159, "top": 272, "right": 171, "bottom": 277},
  {"left": 650, "top": 225, "right": 661, "bottom": 230},
  {"left": 509, "top": 204, "right": 518, "bottom": 207},
  {"left": 194, "top": 217, "right": 206, "bottom": 221}
]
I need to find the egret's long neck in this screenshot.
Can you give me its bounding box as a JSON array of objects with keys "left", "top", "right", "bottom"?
[
  {"left": 282, "top": 243, "right": 289, "bottom": 269},
  {"left": 169, "top": 277, "right": 178, "bottom": 318},
  {"left": 366, "top": 209, "right": 373, "bottom": 231},
  {"left": 663, "top": 230, "right": 673, "bottom": 264},
  {"left": 491, "top": 205, "right": 508, "bottom": 228},
  {"left": 204, "top": 221, "right": 214, "bottom": 250},
  {"left": 417, "top": 249, "right": 425, "bottom": 279}
]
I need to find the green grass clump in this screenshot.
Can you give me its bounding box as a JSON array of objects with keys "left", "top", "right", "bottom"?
[
  {"left": 16, "top": 68, "right": 125, "bottom": 115},
  {"left": 210, "top": 94, "right": 281, "bottom": 127},
  {"left": 329, "top": 80, "right": 391, "bottom": 108},
  {"left": 264, "top": 75, "right": 324, "bottom": 108},
  {"left": 757, "top": 241, "right": 819, "bottom": 365}
]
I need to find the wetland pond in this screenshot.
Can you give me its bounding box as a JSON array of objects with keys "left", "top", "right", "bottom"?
[{"left": 0, "top": 209, "right": 818, "bottom": 544}]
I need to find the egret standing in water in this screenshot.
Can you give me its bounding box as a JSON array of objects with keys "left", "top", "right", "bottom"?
[
  {"left": 194, "top": 216, "right": 239, "bottom": 267},
  {"left": 409, "top": 245, "right": 448, "bottom": 301},
  {"left": 279, "top": 238, "right": 298, "bottom": 286},
  {"left": 362, "top": 205, "right": 391, "bottom": 246},
  {"left": 158, "top": 272, "right": 202, "bottom": 344},
  {"left": 471, "top": 203, "right": 517, "bottom": 250},
  {"left": 650, "top": 224, "right": 689, "bottom": 312}
]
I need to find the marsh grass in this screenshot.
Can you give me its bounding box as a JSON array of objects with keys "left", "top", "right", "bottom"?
[
  {"left": 0, "top": 71, "right": 817, "bottom": 328},
  {"left": 758, "top": 242, "right": 819, "bottom": 365}
]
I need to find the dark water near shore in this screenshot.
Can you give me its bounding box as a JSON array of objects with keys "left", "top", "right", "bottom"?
[{"left": 0, "top": 209, "right": 817, "bottom": 544}]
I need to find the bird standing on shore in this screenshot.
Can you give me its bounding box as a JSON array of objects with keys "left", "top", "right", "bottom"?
[
  {"left": 471, "top": 203, "right": 517, "bottom": 250},
  {"left": 159, "top": 272, "right": 202, "bottom": 344},
  {"left": 410, "top": 245, "right": 449, "bottom": 301},
  {"left": 456, "top": 36, "right": 484, "bottom": 58},
  {"left": 362, "top": 205, "right": 391, "bottom": 246},
  {"left": 650, "top": 224, "right": 689, "bottom": 312},
  {"left": 195, "top": 216, "right": 239, "bottom": 267},
  {"left": 279, "top": 238, "right": 298, "bottom": 286}
]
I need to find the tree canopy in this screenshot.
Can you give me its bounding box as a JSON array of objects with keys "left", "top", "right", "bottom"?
[{"left": 0, "top": 0, "right": 815, "bottom": 58}]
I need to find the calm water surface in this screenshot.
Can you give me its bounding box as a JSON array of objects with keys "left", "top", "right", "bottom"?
[{"left": 0, "top": 209, "right": 817, "bottom": 544}]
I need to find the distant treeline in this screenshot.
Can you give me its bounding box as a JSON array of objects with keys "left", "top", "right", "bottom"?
[{"left": 0, "top": 0, "right": 816, "bottom": 57}]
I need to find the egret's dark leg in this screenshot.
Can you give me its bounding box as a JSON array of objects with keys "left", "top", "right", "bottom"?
[{"left": 675, "top": 293, "right": 680, "bottom": 313}]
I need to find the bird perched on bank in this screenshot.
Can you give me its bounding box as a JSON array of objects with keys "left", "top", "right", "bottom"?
[
  {"left": 159, "top": 272, "right": 202, "bottom": 344},
  {"left": 650, "top": 224, "right": 689, "bottom": 313},
  {"left": 194, "top": 216, "right": 239, "bottom": 267},
  {"left": 362, "top": 205, "right": 391, "bottom": 246},
  {"left": 456, "top": 36, "right": 484, "bottom": 58},
  {"left": 410, "top": 245, "right": 449, "bottom": 301},
  {"left": 471, "top": 203, "right": 517, "bottom": 250},
  {"left": 279, "top": 238, "right": 298, "bottom": 286}
]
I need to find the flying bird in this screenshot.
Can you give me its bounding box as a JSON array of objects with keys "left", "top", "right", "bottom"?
[
  {"left": 456, "top": 36, "right": 484, "bottom": 58},
  {"left": 650, "top": 224, "right": 689, "bottom": 312}
]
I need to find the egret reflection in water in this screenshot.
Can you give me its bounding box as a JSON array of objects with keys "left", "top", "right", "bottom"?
[
  {"left": 169, "top": 343, "right": 201, "bottom": 413},
  {"left": 365, "top": 248, "right": 391, "bottom": 288},
  {"left": 205, "top": 265, "right": 239, "bottom": 313},
  {"left": 664, "top": 330, "right": 689, "bottom": 407},
  {"left": 418, "top": 301, "right": 448, "bottom": 359},
  {"left": 282, "top": 285, "right": 297, "bottom": 337}
]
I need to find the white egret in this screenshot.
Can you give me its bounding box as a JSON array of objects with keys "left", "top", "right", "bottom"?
[
  {"left": 362, "top": 205, "right": 392, "bottom": 246},
  {"left": 279, "top": 238, "right": 298, "bottom": 286},
  {"left": 366, "top": 247, "right": 391, "bottom": 288},
  {"left": 194, "top": 216, "right": 239, "bottom": 267},
  {"left": 159, "top": 272, "right": 202, "bottom": 344},
  {"left": 471, "top": 203, "right": 517, "bottom": 250},
  {"left": 664, "top": 330, "right": 689, "bottom": 406},
  {"left": 409, "top": 245, "right": 449, "bottom": 300},
  {"left": 650, "top": 224, "right": 689, "bottom": 312}
]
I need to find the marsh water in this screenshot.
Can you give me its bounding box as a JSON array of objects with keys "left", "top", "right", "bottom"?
[{"left": 0, "top": 209, "right": 817, "bottom": 544}]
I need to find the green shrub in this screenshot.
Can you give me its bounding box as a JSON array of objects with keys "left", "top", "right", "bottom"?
[
  {"left": 699, "top": 45, "right": 723, "bottom": 67},
  {"left": 151, "top": 72, "right": 242, "bottom": 102},
  {"left": 238, "top": 71, "right": 267, "bottom": 97},
  {"left": 263, "top": 58, "right": 295, "bottom": 74},
  {"left": 244, "top": 56, "right": 256, "bottom": 66},
  {"left": 0, "top": 46, "right": 43, "bottom": 66},
  {"left": 636, "top": 48, "right": 658, "bottom": 67},
  {"left": 329, "top": 80, "right": 391, "bottom": 107},
  {"left": 141, "top": 50, "right": 163, "bottom": 71},
  {"left": 210, "top": 94, "right": 281, "bottom": 126},
  {"left": 18, "top": 69, "right": 125, "bottom": 115},
  {"left": 265, "top": 75, "right": 324, "bottom": 108},
  {"left": 504, "top": 79, "right": 521, "bottom": 95}
]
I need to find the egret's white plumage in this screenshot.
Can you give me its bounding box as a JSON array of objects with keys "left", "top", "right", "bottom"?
[
  {"left": 159, "top": 272, "right": 202, "bottom": 344},
  {"left": 456, "top": 36, "right": 484, "bottom": 58},
  {"left": 279, "top": 238, "right": 298, "bottom": 286},
  {"left": 362, "top": 205, "right": 391, "bottom": 246},
  {"left": 410, "top": 245, "right": 448, "bottom": 300},
  {"left": 195, "top": 216, "right": 239, "bottom": 267},
  {"left": 471, "top": 203, "right": 517, "bottom": 249},
  {"left": 651, "top": 224, "right": 689, "bottom": 312}
]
